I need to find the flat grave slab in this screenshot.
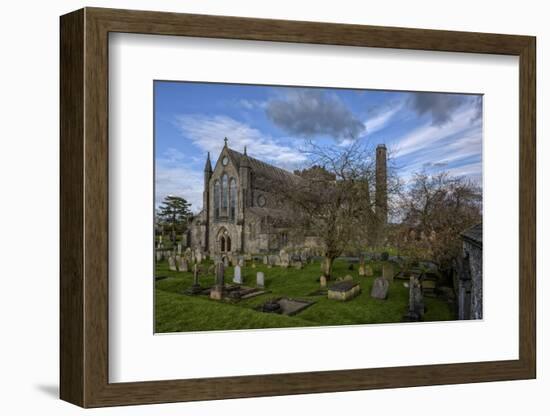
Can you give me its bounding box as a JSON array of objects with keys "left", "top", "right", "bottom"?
[
  {"left": 328, "top": 281, "right": 361, "bottom": 301},
  {"left": 256, "top": 297, "right": 315, "bottom": 316}
]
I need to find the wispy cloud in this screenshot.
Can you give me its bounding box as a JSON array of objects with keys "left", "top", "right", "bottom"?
[
  {"left": 364, "top": 103, "right": 403, "bottom": 135},
  {"left": 173, "top": 114, "right": 308, "bottom": 170},
  {"left": 155, "top": 150, "right": 204, "bottom": 212}
]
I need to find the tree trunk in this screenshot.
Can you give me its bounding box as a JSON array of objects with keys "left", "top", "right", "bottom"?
[{"left": 323, "top": 256, "right": 335, "bottom": 279}]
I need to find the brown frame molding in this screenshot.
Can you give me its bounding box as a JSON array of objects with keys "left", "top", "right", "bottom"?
[{"left": 60, "top": 7, "right": 536, "bottom": 408}]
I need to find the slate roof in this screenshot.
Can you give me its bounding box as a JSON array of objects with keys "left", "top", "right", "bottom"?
[
  {"left": 226, "top": 148, "right": 300, "bottom": 185},
  {"left": 460, "top": 223, "right": 482, "bottom": 247}
]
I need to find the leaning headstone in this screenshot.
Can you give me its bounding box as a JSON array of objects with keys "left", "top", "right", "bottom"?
[
  {"left": 178, "top": 258, "right": 188, "bottom": 272},
  {"left": 168, "top": 256, "right": 177, "bottom": 272},
  {"left": 371, "top": 277, "right": 389, "bottom": 300},
  {"left": 256, "top": 272, "right": 265, "bottom": 288},
  {"left": 382, "top": 263, "right": 394, "bottom": 282},
  {"left": 233, "top": 265, "right": 243, "bottom": 284}
]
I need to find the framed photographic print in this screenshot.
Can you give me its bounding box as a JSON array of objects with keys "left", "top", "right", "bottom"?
[{"left": 60, "top": 7, "right": 536, "bottom": 408}]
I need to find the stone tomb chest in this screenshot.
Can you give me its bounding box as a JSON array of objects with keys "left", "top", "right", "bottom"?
[{"left": 328, "top": 281, "right": 361, "bottom": 301}]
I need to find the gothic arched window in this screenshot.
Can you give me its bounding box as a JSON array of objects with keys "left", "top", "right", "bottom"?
[
  {"left": 213, "top": 180, "right": 220, "bottom": 220},
  {"left": 230, "top": 178, "right": 237, "bottom": 220},
  {"left": 221, "top": 174, "right": 228, "bottom": 214}
]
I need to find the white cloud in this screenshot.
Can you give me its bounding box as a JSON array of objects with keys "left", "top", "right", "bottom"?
[
  {"left": 155, "top": 149, "right": 204, "bottom": 213},
  {"left": 393, "top": 105, "right": 481, "bottom": 159},
  {"left": 364, "top": 104, "right": 402, "bottom": 135},
  {"left": 173, "top": 114, "right": 308, "bottom": 169}
]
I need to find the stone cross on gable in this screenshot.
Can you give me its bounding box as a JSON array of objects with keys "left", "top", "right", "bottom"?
[{"left": 224, "top": 137, "right": 228, "bottom": 146}]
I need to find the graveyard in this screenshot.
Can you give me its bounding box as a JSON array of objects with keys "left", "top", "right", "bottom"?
[{"left": 155, "top": 255, "right": 454, "bottom": 333}]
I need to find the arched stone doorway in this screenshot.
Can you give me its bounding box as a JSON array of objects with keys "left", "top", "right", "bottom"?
[{"left": 217, "top": 228, "right": 232, "bottom": 253}]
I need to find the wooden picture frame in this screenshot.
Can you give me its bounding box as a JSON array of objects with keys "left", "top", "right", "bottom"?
[{"left": 60, "top": 7, "right": 536, "bottom": 408}]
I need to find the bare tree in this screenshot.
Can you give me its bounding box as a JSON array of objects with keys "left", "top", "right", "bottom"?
[
  {"left": 392, "top": 172, "right": 482, "bottom": 278},
  {"left": 269, "top": 139, "right": 399, "bottom": 278}
]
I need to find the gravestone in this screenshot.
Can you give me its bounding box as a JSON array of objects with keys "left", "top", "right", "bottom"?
[
  {"left": 358, "top": 264, "right": 366, "bottom": 276},
  {"left": 371, "top": 277, "right": 389, "bottom": 300},
  {"left": 256, "top": 272, "right": 265, "bottom": 288},
  {"left": 177, "top": 243, "right": 182, "bottom": 255},
  {"left": 215, "top": 262, "right": 225, "bottom": 287},
  {"left": 195, "top": 250, "right": 202, "bottom": 264},
  {"left": 223, "top": 256, "right": 229, "bottom": 268},
  {"left": 251, "top": 262, "right": 256, "bottom": 269},
  {"left": 186, "top": 264, "right": 202, "bottom": 295},
  {"left": 382, "top": 263, "right": 394, "bottom": 282},
  {"left": 156, "top": 251, "right": 162, "bottom": 262},
  {"left": 168, "top": 256, "right": 177, "bottom": 272},
  {"left": 178, "top": 259, "right": 188, "bottom": 272},
  {"left": 292, "top": 260, "right": 303, "bottom": 269},
  {"left": 365, "top": 265, "right": 374, "bottom": 277},
  {"left": 279, "top": 250, "right": 290, "bottom": 268},
  {"left": 233, "top": 265, "right": 242, "bottom": 284},
  {"left": 343, "top": 274, "right": 353, "bottom": 282},
  {"left": 263, "top": 256, "right": 268, "bottom": 265},
  {"left": 406, "top": 275, "right": 425, "bottom": 320},
  {"left": 320, "top": 275, "right": 327, "bottom": 288}
]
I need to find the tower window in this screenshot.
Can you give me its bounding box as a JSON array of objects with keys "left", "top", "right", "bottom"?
[
  {"left": 213, "top": 180, "right": 220, "bottom": 220},
  {"left": 230, "top": 178, "right": 237, "bottom": 220}
]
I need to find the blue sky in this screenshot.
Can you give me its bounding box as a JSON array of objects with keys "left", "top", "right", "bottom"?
[{"left": 155, "top": 81, "right": 482, "bottom": 213}]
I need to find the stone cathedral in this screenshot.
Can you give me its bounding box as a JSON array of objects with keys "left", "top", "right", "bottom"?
[{"left": 189, "top": 139, "right": 387, "bottom": 255}]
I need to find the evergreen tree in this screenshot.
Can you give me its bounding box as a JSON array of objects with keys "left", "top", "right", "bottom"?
[{"left": 157, "top": 195, "right": 193, "bottom": 243}]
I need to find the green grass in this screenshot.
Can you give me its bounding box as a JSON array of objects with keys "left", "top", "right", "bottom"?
[{"left": 155, "top": 258, "right": 454, "bottom": 333}]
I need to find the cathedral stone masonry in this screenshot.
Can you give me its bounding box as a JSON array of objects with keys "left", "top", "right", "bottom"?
[{"left": 189, "top": 138, "right": 388, "bottom": 256}]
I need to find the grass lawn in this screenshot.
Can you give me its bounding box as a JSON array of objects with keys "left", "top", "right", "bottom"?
[{"left": 155, "top": 258, "right": 454, "bottom": 333}]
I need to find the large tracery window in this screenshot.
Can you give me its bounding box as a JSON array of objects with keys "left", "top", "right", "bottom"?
[
  {"left": 230, "top": 178, "right": 237, "bottom": 221},
  {"left": 213, "top": 180, "right": 220, "bottom": 220},
  {"left": 221, "top": 174, "right": 228, "bottom": 215}
]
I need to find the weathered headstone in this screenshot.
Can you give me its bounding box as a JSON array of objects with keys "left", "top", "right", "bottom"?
[
  {"left": 382, "top": 263, "right": 394, "bottom": 282},
  {"left": 233, "top": 265, "right": 242, "bottom": 284},
  {"left": 223, "top": 256, "right": 229, "bottom": 268},
  {"left": 251, "top": 262, "right": 256, "bottom": 269},
  {"left": 320, "top": 275, "right": 327, "bottom": 288},
  {"left": 215, "top": 262, "right": 225, "bottom": 287},
  {"left": 371, "top": 277, "right": 389, "bottom": 300},
  {"left": 407, "top": 275, "right": 425, "bottom": 320},
  {"left": 263, "top": 256, "right": 268, "bottom": 265},
  {"left": 343, "top": 274, "right": 353, "bottom": 282},
  {"left": 280, "top": 250, "right": 290, "bottom": 268},
  {"left": 365, "top": 265, "right": 374, "bottom": 277},
  {"left": 168, "top": 256, "right": 177, "bottom": 272},
  {"left": 156, "top": 251, "right": 162, "bottom": 262},
  {"left": 178, "top": 259, "right": 188, "bottom": 272},
  {"left": 256, "top": 272, "right": 265, "bottom": 288},
  {"left": 292, "top": 261, "right": 303, "bottom": 270},
  {"left": 358, "top": 264, "right": 365, "bottom": 276}
]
